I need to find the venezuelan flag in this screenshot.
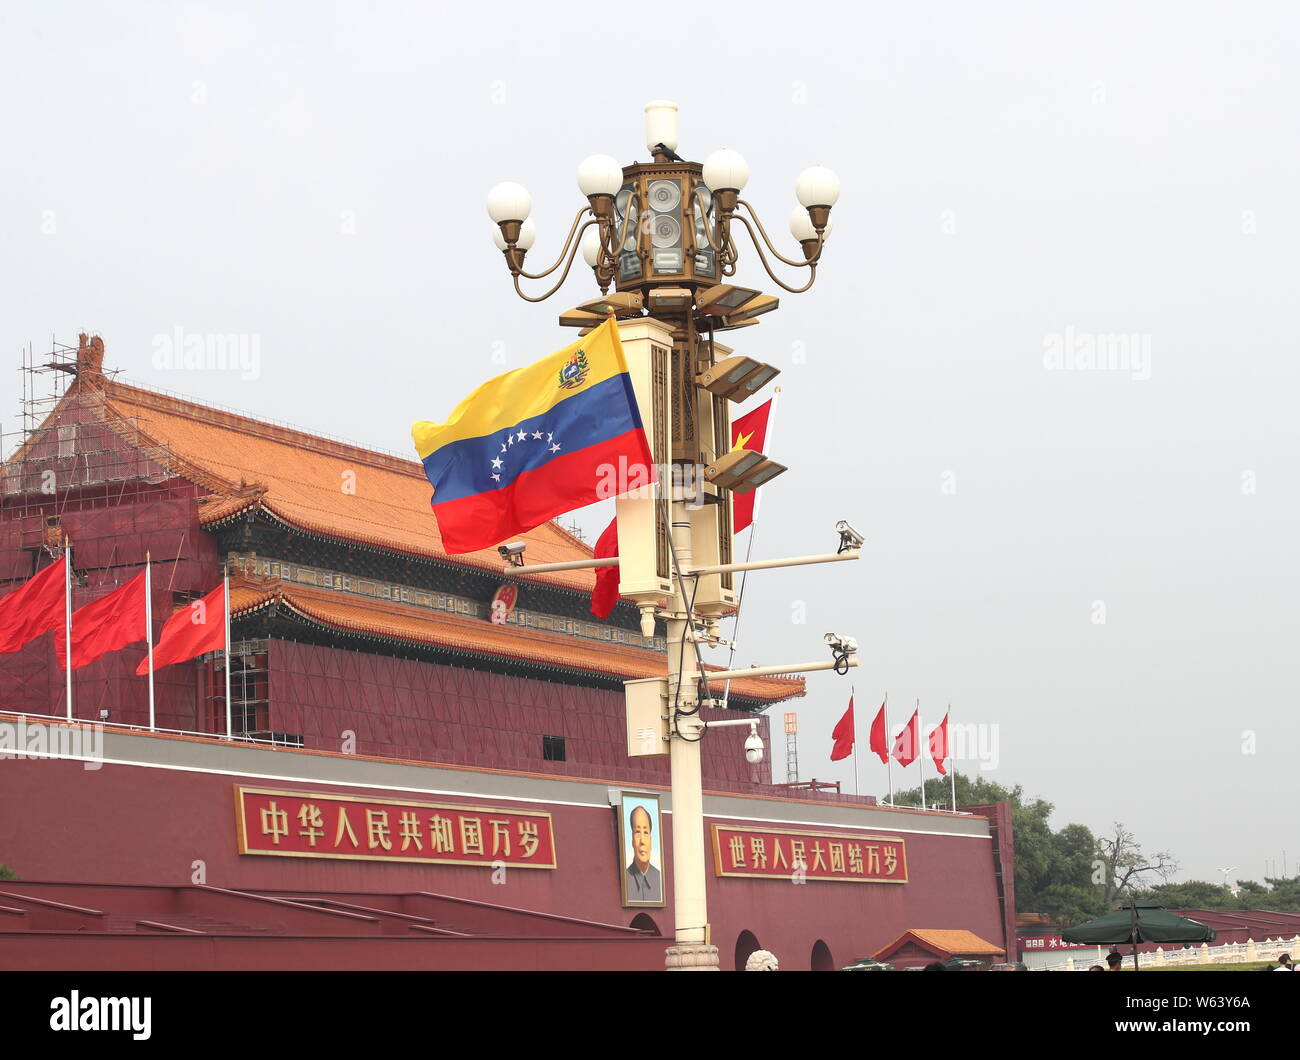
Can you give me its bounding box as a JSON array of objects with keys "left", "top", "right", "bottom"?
[{"left": 412, "top": 316, "right": 653, "bottom": 555}]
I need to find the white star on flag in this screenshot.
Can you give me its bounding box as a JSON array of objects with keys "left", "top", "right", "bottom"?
[{"left": 488, "top": 426, "right": 563, "bottom": 486}]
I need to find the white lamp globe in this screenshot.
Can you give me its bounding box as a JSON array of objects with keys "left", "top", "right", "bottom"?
[
  {"left": 577, "top": 154, "right": 624, "bottom": 198},
  {"left": 702, "top": 149, "right": 750, "bottom": 193},
  {"left": 516, "top": 217, "right": 537, "bottom": 251},
  {"left": 795, "top": 166, "right": 840, "bottom": 208},
  {"left": 486, "top": 182, "right": 532, "bottom": 224},
  {"left": 789, "top": 206, "right": 817, "bottom": 241},
  {"left": 581, "top": 226, "right": 602, "bottom": 267},
  {"left": 644, "top": 100, "right": 679, "bottom": 153}
]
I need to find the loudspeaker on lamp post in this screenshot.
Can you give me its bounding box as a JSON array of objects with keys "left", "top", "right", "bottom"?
[
  {"left": 614, "top": 318, "right": 676, "bottom": 635},
  {"left": 687, "top": 502, "right": 737, "bottom": 622}
]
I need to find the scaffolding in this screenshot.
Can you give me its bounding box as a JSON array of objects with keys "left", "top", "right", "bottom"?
[{"left": 2, "top": 336, "right": 200, "bottom": 548}]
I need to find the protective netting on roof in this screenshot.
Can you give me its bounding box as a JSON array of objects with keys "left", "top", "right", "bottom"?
[{"left": 268, "top": 639, "right": 773, "bottom": 792}]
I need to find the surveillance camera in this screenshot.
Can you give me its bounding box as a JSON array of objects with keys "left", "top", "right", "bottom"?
[
  {"left": 497, "top": 541, "right": 527, "bottom": 567},
  {"left": 835, "top": 520, "right": 864, "bottom": 553},
  {"left": 824, "top": 633, "right": 858, "bottom": 675},
  {"left": 823, "top": 632, "right": 858, "bottom": 656},
  {"left": 744, "top": 723, "right": 764, "bottom": 765}
]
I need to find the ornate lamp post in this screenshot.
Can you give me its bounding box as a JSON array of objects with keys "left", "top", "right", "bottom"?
[
  {"left": 487, "top": 101, "right": 838, "bottom": 304},
  {"left": 487, "top": 102, "right": 849, "bottom": 971}
]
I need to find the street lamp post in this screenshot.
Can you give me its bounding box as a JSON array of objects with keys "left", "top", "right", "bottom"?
[{"left": 488, "top": 102, "right": 848, "bottom": 971}]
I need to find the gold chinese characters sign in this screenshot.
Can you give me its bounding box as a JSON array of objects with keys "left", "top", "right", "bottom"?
[
  {"left": 235, "top": 787, "right": 557, "bottom": 869},
  {"left": 710, "top": 825, "right": 907, "bottom": 883}
]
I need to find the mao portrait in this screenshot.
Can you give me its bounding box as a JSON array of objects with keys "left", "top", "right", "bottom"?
[{"left": 619, "top": 793, "right": 664, "bottom": 907}]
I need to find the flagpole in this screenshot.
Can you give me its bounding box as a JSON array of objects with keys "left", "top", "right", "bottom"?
[
  {"left": 720, "top": 388, "right": 780, "bottom": 712},
  {"left": 949, "top": 703, "right": 957, "bottom": 812},
  {"left": 918, "top": 699, "right": 927, "bottom": 811},
  {"left": 851, "top": 684, "right": 859, "bottom": 797},
  {"left": 885, "top": 692, "right": 893, "bottom": 805},
  {"left": 223, "top": 563, "right": 232, "bottom": 740},
  {"left": 145, "top": 553, "right": 156, "bottom": 732},
  {"left": 64, "top": 544, "right": 73, "bottom": 721}
]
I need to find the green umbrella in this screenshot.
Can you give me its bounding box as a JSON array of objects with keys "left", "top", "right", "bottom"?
[{"left": 1061, "top": 900, "right": 1215, "bottom": 968}]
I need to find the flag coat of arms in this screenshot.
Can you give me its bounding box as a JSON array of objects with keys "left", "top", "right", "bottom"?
[{"left": 412, "top": 317, "right": 653, "bottom": 555}]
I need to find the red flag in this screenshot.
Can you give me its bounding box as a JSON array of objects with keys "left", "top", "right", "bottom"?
[
  {"left": 892, "top": 708, "right": 920, "bottom": 767},
  {"left": 137, "top": 582, "right": 225, "bottom": 674},
  {"left": 0, "top": 556, "right": 66, "bottom": 653},
  {"left": 56, "top": 570, "right": 147, "bottom": 670},
  {"left": 830, "top": 696, "right": 855, "bottom": 761},
  {"left": 869, "top": 700, "right": 889, "bottom": 763},
  {"left": 590, "top": 517, "right": 620, "bottom": 619},
  {"left": 729, "top": 399, "right": 773, "bottom": 532},
  {"left": 929, "top": 711, "right": 950, "bottom": 775}
]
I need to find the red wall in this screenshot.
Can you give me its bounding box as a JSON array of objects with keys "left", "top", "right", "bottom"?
[
  {"left": 269, "top": 639, "right": 771, "bottom": 793},
  {"left": 0, "top": 752, "right": 1007, "bottom": 971}
]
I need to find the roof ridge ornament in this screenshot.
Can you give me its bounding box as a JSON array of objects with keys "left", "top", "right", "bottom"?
[{"left": 76, "top": 332, "right": 106, "bottom": 375}]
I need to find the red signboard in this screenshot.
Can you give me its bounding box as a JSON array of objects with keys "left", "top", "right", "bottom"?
[
  {"left": 235, "top": 786, "right": 557, "bottom": 869},
  {"left": 710, "top": 824, "right": 907, "bottom": 883},
  {"left": 1020, "top": 935, "right": 1092, "bottom": 952}
]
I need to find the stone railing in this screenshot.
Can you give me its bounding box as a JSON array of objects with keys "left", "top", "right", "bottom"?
[{"left": 1040, "top": 934, "right": 1300, "bottom": 971}]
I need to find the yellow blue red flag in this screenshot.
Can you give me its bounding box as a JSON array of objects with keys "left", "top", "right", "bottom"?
[{"left": 411, "top": 316, "right": 653, "bottom": 554}]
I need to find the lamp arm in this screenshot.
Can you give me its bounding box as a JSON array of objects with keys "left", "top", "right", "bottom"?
[
  {"left": 600, "top": 191, "right": 641, "bottom": 265},
  {"left": 737, "top": 199, "right": 824, "bottom": 267},
  {"left": 732, "top": 214, "right": 819, "bottom": 294},
  {"left": 516, "top": 205, "right": 594, "bottom": 280},
  {"left": 694, "top": 187, "right": 725, "bottom": 252},
  {"left": 512, "top": 219, "right": 600, "bottom": 302}
]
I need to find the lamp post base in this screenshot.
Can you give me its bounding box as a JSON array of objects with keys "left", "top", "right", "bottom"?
[{"left": 665, "top": 943, "right": 720, "bottom": 971}]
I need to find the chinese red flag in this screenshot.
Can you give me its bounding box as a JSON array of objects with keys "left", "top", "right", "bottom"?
[
  {"left": 892, "top": 708, "right": 920, "bottom": 767},
  {"left": 830, "top": 696, "right": 855, "bottom": 761},
  {"left": 729, "top": 399, "right": 773, "bottom": 532},
  {"left": 929, "top": 711, "right": 951, "bottom": 775},
  {"left": 0, "top": 555, "right": 66, "bottom": 653},
  {"left": 589, "top": 516, "right": 620, "bottom": 619},
  {"left": 869, "top": 700, "right": 889, "bottom": 763},
  {"left": 56, "top": 570, "right": 147, "bottom": 670},
  {"left": 137, "top": 583, "right": 225, "bottom": 674}
]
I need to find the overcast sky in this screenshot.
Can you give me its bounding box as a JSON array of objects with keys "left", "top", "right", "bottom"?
[{"left": 2, "top": 1, "right": 1296, "bottom": 888}]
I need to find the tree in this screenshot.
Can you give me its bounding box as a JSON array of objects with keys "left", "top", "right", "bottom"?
[
  {"left": 1095, "top": 822, "right": 1177, "bottom": 905},
  {"left": 0, "top": 863, "right": 15, "bottom": 880},
  {"left": 892, "top": 776, "right": 1106, "bottom": 924},
  {"left": 1139, "top": 879, "right": 1244, "bottom": 910}
]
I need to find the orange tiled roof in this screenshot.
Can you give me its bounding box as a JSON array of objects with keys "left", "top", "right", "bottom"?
[
  {"left": 874, "top": 928, "right": 1006, "bottom": 960},
  {"left": 229, "top": 576, "right": 802, "bottom": 704},
  {"left": 76, "top": 374, "right": 602, "bottom": 595}
]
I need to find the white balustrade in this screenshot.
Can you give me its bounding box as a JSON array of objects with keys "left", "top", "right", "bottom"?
[{"left": 1033, "top": 932, "right": 1300, "bottom": 971}]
